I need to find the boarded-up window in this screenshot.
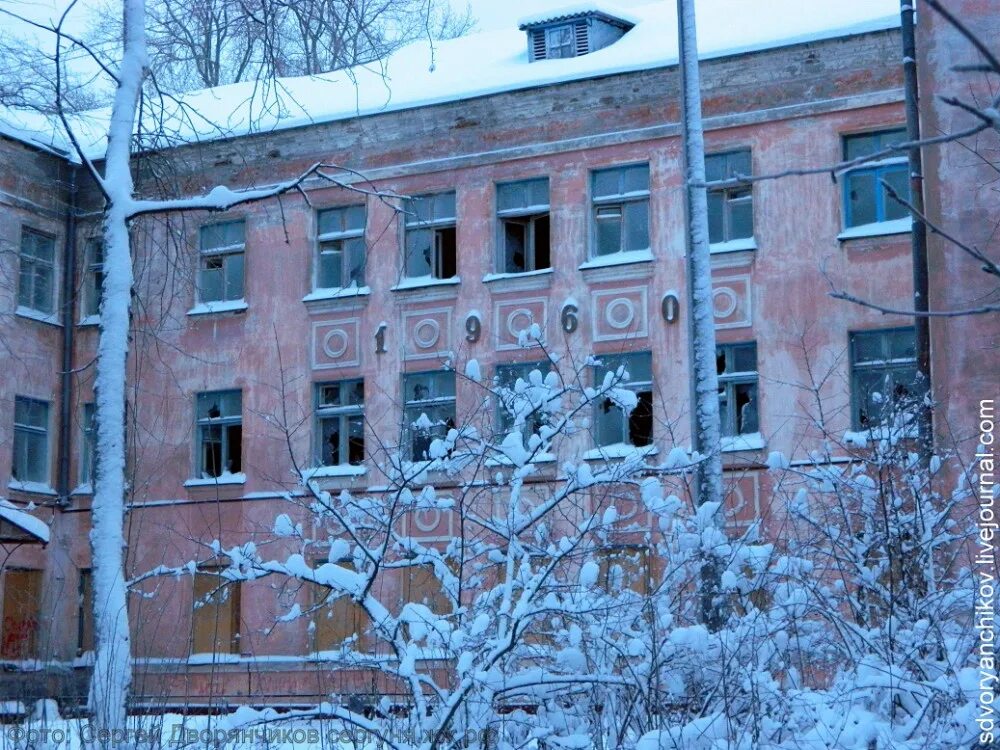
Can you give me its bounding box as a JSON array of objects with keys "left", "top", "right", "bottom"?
[
  {"left": 596, "top": 547, "right": 649, "bottom": 595},
  {"left": 2, "top": 569, "right": 42, "bottom": 659},
  {"left": 78, "top": 569, "right": 94, "bottom": 655},
  {"left": 313, "top": 561, "right": 368, "bottom": 652},
  {"left": 192, "top": 571, "right": 241, "bottom": 654},
  {"left": 404, "top": 564, "right": 450, "bottom": 615}
]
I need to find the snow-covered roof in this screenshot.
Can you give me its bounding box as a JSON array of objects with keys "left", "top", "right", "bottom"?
[
  {"left": 0, "top": 500, "right": 50, "bottom": 543},
  {"left": 0, "top": 0, "right": 900, "bottom": 163},
  {"left": 517, "top": 3, "right": 641, "bottom": 29}
]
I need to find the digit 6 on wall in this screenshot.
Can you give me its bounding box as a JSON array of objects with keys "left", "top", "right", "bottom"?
[{"left": 560, "top": 303, "right": 578, "bottom": 334}]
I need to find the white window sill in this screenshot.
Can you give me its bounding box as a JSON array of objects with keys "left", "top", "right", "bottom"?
[
  {"left": 486, "top": 452, "right": 556, "bottom": 467},
  {"left": 843, "top": 426, "right": 917, "bottom": 447},
  {"left": 482, "top": 268, "right": 553, "bottom": 283},
  {"left": 710, "top": 237, "right": 757, "bottom": 254},
  {"left": 78, "top": 314, "right": 100, "bottom": 327},
  {"left": 301, "top": 465, "right": 366, "bottom": 479},
  {"left": 71, "top": 483, "right": 93, "bottom": 495},
  {"left": 837, "top": 217, "right": 912, "bottom": 241},
  {"left": 187, "top": 299, "right": 248, "bottom": 316},
  {"left": 15, "top": 306, "right": 61, "bottom": 326},
  {"left": 579, "top": 250, "right": 653, "bottom": 271},
  {"left": 391, "top": 276, "right": 461, "bottom": 292},
  {"left": 184, "top": 472, "right": 247, "bottom": 487},
  {"left": 583, "top": 443, "right": 658, "bottom": 461},
  {"left": 302, "top": 285, "right": 371, "bottom": 303},
  {"left": 720, "top": 432, "right": 765, "bottom": 452},
  {"left": 7, "top": 479, "right": 57, "bottom": 496},
  {"left": 187, "top": 653, "right": 242, "bottom": 666}
]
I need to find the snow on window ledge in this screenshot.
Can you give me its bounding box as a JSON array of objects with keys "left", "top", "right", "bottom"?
[
  {"left": 482, "top": 268, "right": 554, "bottom": 284},
  {"left": 184, "top": 472, "right": 247, "bottom": 487},
  {"left": 579, "top": 249, "right": 653, "bottom": 271},
  {"left": 78, "top": 314, "right": 100, "bottom": 327},
  {"left": 583, "top": 443, "right": 658, "bottom": 461},
  {"left": 187, "top": 653, "right": 242, "bottom": 666},
  {"left": 837, "top": 217, "right": 912, "bottom": 241},
  {"left": 843, "top": 426, "right": 917, "bottom": 447},
  {"left": 16, "top": 306, "right": 61, "bottom": 326},
  {"left": 391, "top": 276, "right": 461, "bottom": 292},
  {"left": 71, "top": 483, "right": 93, "bottom": 495},
  {"left": 710, "top": 237, "right": 757, "bottom": 254},
  {"left": 720, "top": 432, "right": 765, "bottom": 452},
  {"left": 6, "top": 479, "right": 57, "bottom": 496},
  {"left": 486, "top": 452, "right": 556, "bottom": 467},
  {"left": 302, "top": 285, "right": 371, "bottom": 303},
  {"left": 186, "top": 299, "right": 248, "bottom": 316},
  {"left": 301, "top": 464, "right": 367, "bottom": 479}
]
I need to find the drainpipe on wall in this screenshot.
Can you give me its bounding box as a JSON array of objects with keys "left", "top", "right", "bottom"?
[
  {"left": 57, "top": 165, "right": 79, "bottom": 507},
  {"left": 900, "top": 0, "right": 933, "bottom": 464}
]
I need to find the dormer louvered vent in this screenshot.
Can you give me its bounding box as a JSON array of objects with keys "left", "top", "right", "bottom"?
[{"left": 519, "top": 6, "right": 636, "bottom": 62}]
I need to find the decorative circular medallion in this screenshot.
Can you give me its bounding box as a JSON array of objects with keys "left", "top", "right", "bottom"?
[
  {"left": 712, "top": 287, "right": 738, "bottom": 319},
  {"left": 605, "top": 298, "right": 636, "bottom": 330},
  {"left": 506, "top": 308, "right": 534, "bottom": 338},
  {"left": 413, "top": 318, "right": 441, "bottom": 349},
  {"left": 322, "top": 328, "right": 350, "bottom": 359},
  {"left": 413, "top": 508, "right": 441, "bottom": 532}
]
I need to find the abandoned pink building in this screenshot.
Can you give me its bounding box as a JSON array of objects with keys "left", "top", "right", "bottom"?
[{"left": 0, "top": 1, "right": 995, "bottom": 711}]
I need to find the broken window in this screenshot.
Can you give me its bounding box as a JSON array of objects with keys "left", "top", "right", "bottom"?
[
  {"left": 843, "top": 128, "right": 909, "bottom": 228},
  {"left": 403, "top": 371, "right": 456, "bottom": 461},
  {"left": 716, "top": 342, "right": 759, "bottom": 437},
  {"left": 706, "top": 150, "right": 753, "bottom": 245},
  {"left": 316, "top": 205, "right": 366, "bottom": 290},
  {"left": 198, "top": 220, "right": 245, "bottom": 303},
  {"left": 404, "top": 193, "right": 457, "bottom": 280},
  {"left": 195, "top": 390, "right": 242, "bottom": 478},
  {"left": 315, "top": 380, "right": 365, "bottom": 467},
  {"left": 497, "top": 178, "right": 550, "bottom": 274},
  {"left": 850, "top": 328, "right": 919, "bottom": 430},
  {"left": 593, "top": 352, "right": 653, "bottom": 448}
]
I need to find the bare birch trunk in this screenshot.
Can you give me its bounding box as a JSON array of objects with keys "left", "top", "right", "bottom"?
[
  {"left": 89, "top": 0, "right": 147, "bottom": 731},
  {"left": 676, "top": 0, "right": 726, "bottom": 629}
]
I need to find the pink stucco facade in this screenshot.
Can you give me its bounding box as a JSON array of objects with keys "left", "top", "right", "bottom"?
[{"left": 0, "top": 14, "right": 991, "bottom": 710}]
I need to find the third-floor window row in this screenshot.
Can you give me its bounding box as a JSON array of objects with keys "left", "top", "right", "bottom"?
[{"left": 178, "top": 128, "right": 909, "bottom": 306}]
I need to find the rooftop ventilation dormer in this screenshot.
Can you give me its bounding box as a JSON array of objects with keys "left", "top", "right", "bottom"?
[{"left": 518, "top": 5, "right": 637, "bottom": 62}]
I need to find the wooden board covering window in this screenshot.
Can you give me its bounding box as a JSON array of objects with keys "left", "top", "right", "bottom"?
[
  {"left": 597, "top": 547, "right": 649, "bottom": 595},
  {"left": 192, "top": 571, "right": 241, "bottom": 654},
  {"left": 404, "top": 564, "right": 450, "bottom": 614},
  {"left": 78, "top": 569, "right": 94, "bottom": 655},
  {"left": 1, "top": 569, "right": 42, "bottom": 659},
  {"left": 313, "top": 561, "right": 368, "bottom": 651}
]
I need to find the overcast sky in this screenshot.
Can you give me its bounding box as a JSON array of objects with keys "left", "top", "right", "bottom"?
[
  {"left": 2, "top": 0, "right": 661, "bottom": 40},
  {"left": 461, "top": 0, "right": 656, "bottom": 31}
]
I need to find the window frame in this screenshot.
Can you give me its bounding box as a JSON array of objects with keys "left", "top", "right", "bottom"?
[
  {"left": 716, "top": 342, "right": 760, "bottom": 438},
  {"left": 403, "top": 192, "right": 458, "bottom": 280},
  {"left": 544, "top": 23, "right": 576, "bottom": 59},
  {"left": 315, "top": 205, "right": 366, "bottom": 291},
  {"left": 18, "top": 227, "right": 57, "bottom": 315},
  {"left": 849, "top": 327, "right": 918, "bottom": 431},
  {"left": 590, "top": 163, "right": 651, "bottom": 259},
  {"left": 496, "top": 178, "right": 551, "bottom": 275},
  {"left": 12, "top": 396, "right": 50, "bottom": 485},
  {"left": 77, "top": 568, "right": 94, "bottom": 655},
  {"left": 403, "top": 371, "right": 457, "bottom": 461},
  {"left": 82, "top": 238, "right": 105, "bottom": 319},
  {"left": 197, "top": 219, "right": 246, "bottom": 304},
  {"left": 195, "top": 390, "right": 243, "bottom": 478},
  {"left": 705, "top": 150, "right": 754, "bottom": 246},
  {"left": 842, "top": 128, "right": 909, "bottom": 228},
  {"left": 495, "top": 361, "right": 552, "bottom": 446},
  {"left": 592, "top": 351, "right": 654, "bottom": 449},
  {"left": 314, "top": 379, "right": 365, "bottom": 468},
  {"left": 80, "top": 402, "right": 97, "bottom": 486}
]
